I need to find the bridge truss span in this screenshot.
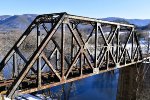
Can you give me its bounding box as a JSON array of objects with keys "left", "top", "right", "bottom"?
[{"left": 0, "top": 12, "right": 142, "bottom": 98}]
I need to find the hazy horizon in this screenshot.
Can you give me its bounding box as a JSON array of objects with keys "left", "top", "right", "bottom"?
[{"left": 0, "top": 0, "right": 150, "bottom": 19}]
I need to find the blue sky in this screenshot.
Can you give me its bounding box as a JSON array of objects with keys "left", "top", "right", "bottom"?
[{"left": 0, "top": 0, "right": 150, "bottom": 19}]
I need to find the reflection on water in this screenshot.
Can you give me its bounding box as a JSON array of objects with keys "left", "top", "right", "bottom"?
[
  {"left": 38, "top": 63, "right": 150, "bottom": 100},
  {"left": 41, "top": 70, "right": 119, "bottom": 100},
  {"left": 61, "top": 70, "right": 119, "bottom": 100}
]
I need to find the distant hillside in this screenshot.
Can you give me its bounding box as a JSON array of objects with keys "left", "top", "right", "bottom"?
[
  {"left": 0, "top": 14, "right": 37, "bottom": 31},
  {"left": 102, "top": 17, "right": 150, "bottom": 27},
  {"left": 0, "top": 15, "right": 11, "bottom": 21},
  {"left": 140, "top": 23, "right": 150, "bottom": 30}
]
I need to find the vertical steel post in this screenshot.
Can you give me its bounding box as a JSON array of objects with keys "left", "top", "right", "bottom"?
[
  {"left": 131, "top": 30, "right": 134, "bottom": 61},
  {"left": 80, "top": 53, "right": 83, "bottom": 76},
  {"left": 112, "top": 27, "right": 114, "bottom": 56},
  {"left": 56, "top": 50, "right": 59, "bottom": 70},
  {"left": 13, "top": 52, "right": 17, "bottom": 77},
  {"left": 148, "top": 34, "right": 150, "bottom": 56},
  {"left": 137, "top": 48, "right": 139, "bottom": 61},
  {"left": 61, "top": 23, "right": 65, "bottom": 80},
  {"left": 124, "top": 50, "right": 126, "bottom": 64},
  {"left": 37, "top": 25, "right": 41, "bottom": 87},
  {"left": 116, "top": 26, "right": 120, "bottom": 63},
  {"left": 95, "top": 23, "right": 98, "bottom": 68},
  {"left": 71, "top": 23, "right": 75, "bottom": 62},
  {"left": 106, "top": 50, "right": 109, "bottom": 70}
]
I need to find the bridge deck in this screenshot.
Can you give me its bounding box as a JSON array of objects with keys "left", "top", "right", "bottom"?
[{"left": 0, "top": 59, "right": 143, "bottom": 95}]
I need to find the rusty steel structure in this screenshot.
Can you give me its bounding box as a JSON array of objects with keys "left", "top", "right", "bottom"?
[{"left": 0, "top": 12, "right": 144, "bottom": 98}]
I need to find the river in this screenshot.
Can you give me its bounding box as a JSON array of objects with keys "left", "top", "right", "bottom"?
[
  {"left": 35, "top": 63, "right": 149, "bottom": 100},
  {"left": 1, "top": 56, "right": 150, "bottom": 100}
]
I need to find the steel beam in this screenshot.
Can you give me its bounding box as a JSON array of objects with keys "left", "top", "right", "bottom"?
[{"left": 0, "top": 12, "right": 144, "bottom": 98}]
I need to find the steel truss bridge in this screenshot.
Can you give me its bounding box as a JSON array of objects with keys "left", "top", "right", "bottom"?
[{"left": 0, "top": 12, "right": 146, "bottom": 98}]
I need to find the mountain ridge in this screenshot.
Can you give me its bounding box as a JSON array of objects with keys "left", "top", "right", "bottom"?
[{"left": 0, "top": 14, "right": 150, "bottom": 31}]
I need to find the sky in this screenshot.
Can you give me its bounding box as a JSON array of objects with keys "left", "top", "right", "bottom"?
[{"left": 0, "top": 0, "right": 150, "bottom": 19}]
